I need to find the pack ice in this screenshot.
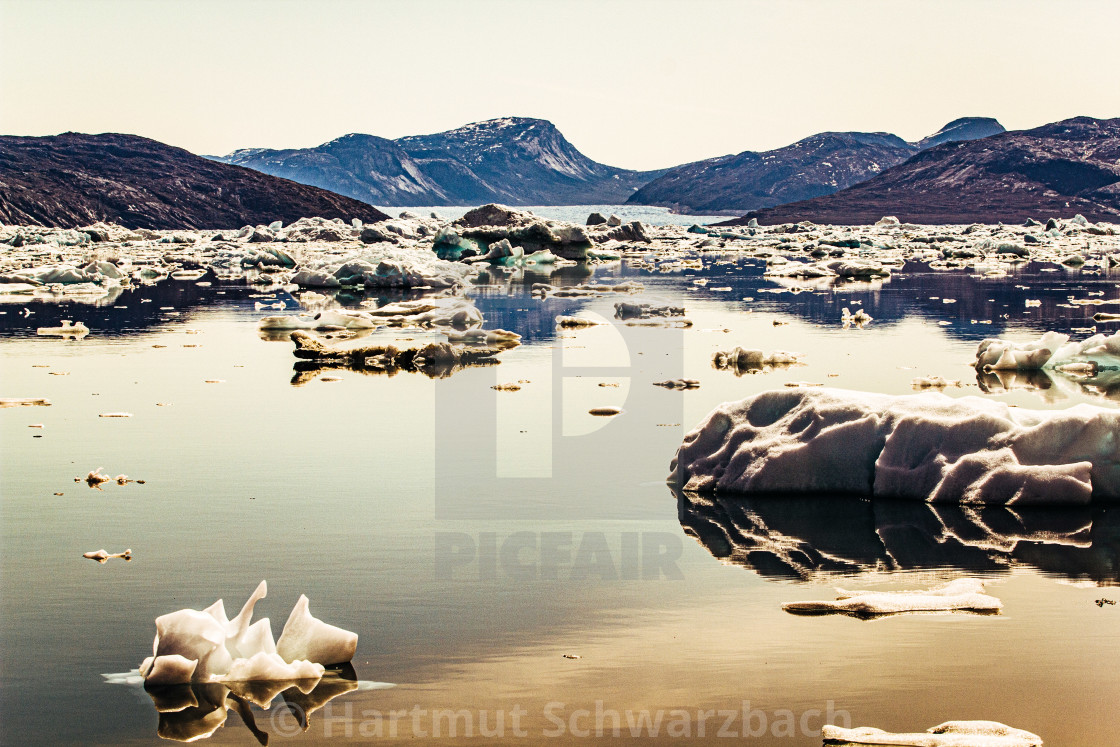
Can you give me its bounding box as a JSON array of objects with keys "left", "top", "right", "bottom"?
[
  {"left": 138, "top": 581, "right": 357, "bottom": 685},
  {"left": 668, "top": 388, "right": 1120, "bottom": 504}
]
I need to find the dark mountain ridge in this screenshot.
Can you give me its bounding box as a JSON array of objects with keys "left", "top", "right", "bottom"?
[
  {"left": 722, "top": 116, "right": 1120, "bottom": 226},
  {"left": 0, "top": 132, "right": 389, "bottom": 229},
  {"left": 627, "top": 117, "right": 1006, "bottom": 214}
]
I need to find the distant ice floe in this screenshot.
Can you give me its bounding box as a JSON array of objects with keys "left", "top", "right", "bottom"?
[
  {"left": 669, "top": 388, "right": 1120, "bottom": 504},
  {"left": 783, "top": 578, "right": 1001, "bottom": 618},
  {"left": 136, "top": 581, "right": 356, "bottom": 686},
  {"left": 822, "top": 720, "right": 1042, "bottom": 746}
]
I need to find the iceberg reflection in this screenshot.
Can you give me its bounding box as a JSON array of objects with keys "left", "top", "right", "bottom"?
[
  {"left": 674, "top": 487, "right": 1120, "bottom": 584},
  {"left": 106, "top": 666, "right": 392, "bottom": 743}
]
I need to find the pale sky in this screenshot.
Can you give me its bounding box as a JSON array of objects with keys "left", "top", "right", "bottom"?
[{"left": 2, "top": 0, "right": 1118, "bottom": 171}]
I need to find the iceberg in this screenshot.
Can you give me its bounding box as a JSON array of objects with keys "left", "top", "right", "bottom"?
[
  {"left": 136, "top": 581, "right": 355, "bottom": 685},
  {"left": 669, "top": 388, "right": 1120, "bottom": 504}
]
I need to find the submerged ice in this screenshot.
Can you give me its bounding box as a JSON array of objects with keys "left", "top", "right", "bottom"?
[{"left": 669, "top": 388, "right": 1120, "bottom": 504}]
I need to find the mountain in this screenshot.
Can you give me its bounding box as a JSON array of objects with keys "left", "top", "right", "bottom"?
[
  {"left": 913, "top": 116, "right": 1005, "bottom": 150},
  {"left": 216, "top": 117, "right": 669, "bottom": 207},
  {"left": 722, "top": 117, "right": 1120, "bottom": 226},
  {"left": 626, "top": 117, "right": 1006, "bottom": 214},
  {"left": 0, "top": 133, "right": 389, "bottom": 230}
]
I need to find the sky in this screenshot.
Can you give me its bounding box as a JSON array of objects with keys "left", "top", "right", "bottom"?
[{"left": 2, "top": 0, "right": 1119, "bottom": 171}]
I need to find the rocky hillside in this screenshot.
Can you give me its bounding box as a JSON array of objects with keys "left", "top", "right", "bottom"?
[
  {"left": 0, "top": 133, "right": 389, "bottom": 229},
  {"left": 722, "top": 117, "right": 1120, "bottom": 226},
  {"left": 627, "top": 118, "right": 1005, "bottom": 214},
  {"left": 217, "top": 117, "right": 668, "bottom": 207}
]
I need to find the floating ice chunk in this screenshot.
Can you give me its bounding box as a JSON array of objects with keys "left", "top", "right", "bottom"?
[
  {"left": 36, "top": 319, "right": 89, "bottom": 337},
  {"left": 783, "top": 578, "right": 1001, "bottom": 617},
  {"left": 614, "top": 300, "right": 685, "bottom": 319},
  {"left": 821, "top": 720, "right": 1042, "bottom": 746},
  {"left": 83, "top": 548, "right": 131, "bottom": 563},
  {"left": 975, "top": 331, "right": 1068, "bottom": 370},
  {"left": 556, "top": 316, "right": 601, "bottom": 328},
  {"left": 258, "top": 309, "right": 376, "bottom": 331},
  {"left": 976, "top": 329, "right": 1120, "bottom": 371},
  {"left": 763, "top": 261, "right": 836, "bottom": 279},
  {"left": 669, "top": 388, "right": 1120, "bottom": 504},
  {"left": 85, "top": 467, "right": 111, "bottom": 488},
  {"left": 139, "top": 582, "right": 356, "bottom": 685},
  {"left": 445, "top": 328, "right": 521, "bottom": 345},
  {"left": 276, "top": 595, "right": 358, "bottom": 666},
  {"left": 841, "top": 307, "right": 873, "bottom": 327},
  {"left": 712, "top": 347, "right": 802, "bottom": 374},
  {"left": 825, "top": 259, "right": 891, "bottom": 278}
]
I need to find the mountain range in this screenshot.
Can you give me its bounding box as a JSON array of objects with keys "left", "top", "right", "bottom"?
[
  {"left": 215, "top": 117, "right": 668, "bottom": 207},
  {"left": 724, "top": 117, "right": 1120, "bottom": 225},
  {"left": 0, "top": 133, "right": 388, "bottom": 230},
  {"left": 3, "top": 116, "right": 1117, "bottom": 230},
  {"left": 627, "top": 118, "right": 1006, "bottom": 214}
]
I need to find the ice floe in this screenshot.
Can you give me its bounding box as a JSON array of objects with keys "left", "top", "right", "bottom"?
[
  {"left": 712, "top": 347, "right": 802, "bottom": 375},
  {"left": 783, "top": 578, "right": 1001, "bottom": 618},
  {"left": 83, "top": 548, "right": 132, "bottom": 563},
  {"left": 822, "top": 720, "right": 1042, "bottom": 746},
  {"left": 669, "top": 388, "right": 1120, "bottom": 504}
]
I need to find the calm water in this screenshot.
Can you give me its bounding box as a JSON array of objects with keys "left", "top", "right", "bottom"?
[
  {"left": 374, "top": 204, "right": 737, "bottom": 225},
  {"left": 1, "top": 255, "right": 1118, "bottom": 745}
]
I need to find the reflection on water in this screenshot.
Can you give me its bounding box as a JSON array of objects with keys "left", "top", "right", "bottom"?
[
  {"left": 976, "top": 367, "right": 1120, "bottom": 404},
  {"left": 111, "top": 666, "right": 391, "bottom": 743},
  {"left": 675, "top": 487, "right": 1120, "bottom": 585}
]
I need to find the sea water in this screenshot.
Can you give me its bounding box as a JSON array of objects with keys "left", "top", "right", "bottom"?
[{"left": 1, "top": 253, "right": 1118, "bottom": 745}]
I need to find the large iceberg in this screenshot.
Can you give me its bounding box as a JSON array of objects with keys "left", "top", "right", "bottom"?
[
  {"left": 669, "top": 388, "right": 1120, "bottom": 504},
  {"left": 137, "top": 581, "right": 356, "bottom": 686}
]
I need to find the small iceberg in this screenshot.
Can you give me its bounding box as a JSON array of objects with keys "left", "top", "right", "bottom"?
[
  {"left": 783, "top": 578, "right": 1001, "bottom": 618},
  {"left": 36, "top": 319, "right": 89, "bottom": 337},
  {"left": 136, "top": 581, "right": 357, "bottom": 686}
]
